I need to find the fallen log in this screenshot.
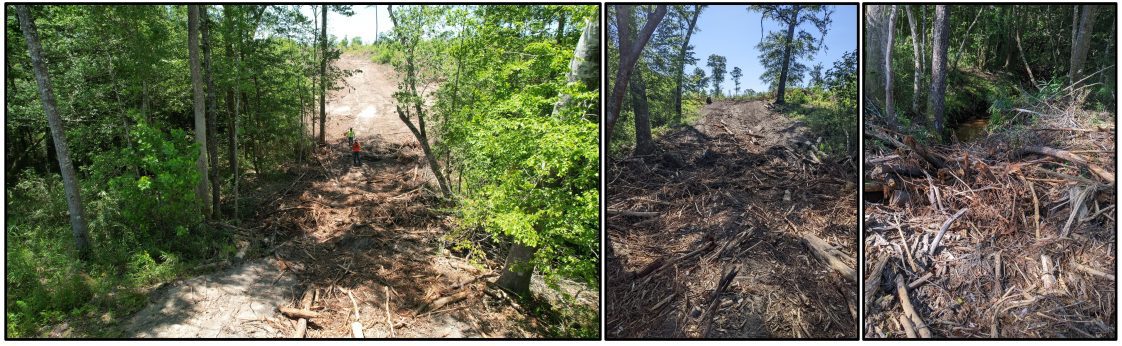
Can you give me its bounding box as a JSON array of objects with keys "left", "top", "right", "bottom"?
[
  {"left": 866, "top": 126, "right": 907, "bottom": 150},
  {"left": 607, "top": 209, "right": 659, "bottom": 217},
  {"left": 904, "top": 136, "right": 947, "bottom": 169},
  {"left": 1023, "top": 146, "right": 1114, "bottom": 184},
  {"left": 896, "top": 275, "right": 932, "bottom": 338},
  {"left": 864, "top": 256, "right": 889, "bottom": 314},
  {"left": 1072, "top": 262, "right": 1115, "bottom": 281},
  {"left": 421, "top": 289, "right": 474, "bottom": 314},
  {"left": 871, "top": 162, "right": 927, "bottom": 177},
  {"left": 281, "top": 307, "right": 321, "bottom": 320},
  {"left": 800, "top": 233, "right": 856, "bottom": 282}
]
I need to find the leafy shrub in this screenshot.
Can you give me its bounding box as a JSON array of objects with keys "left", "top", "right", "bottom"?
[{"left": 87, "top": 119, "right": 205, "bottom": 256}]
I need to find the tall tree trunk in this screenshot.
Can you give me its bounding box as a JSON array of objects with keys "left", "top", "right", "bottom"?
[
  {"left": 906, "top": 5, "right": 924, "bottom": 122},
  {"left": 388, "top": 6, "right": 452, "bottom": 198},
  {"left": 605, "top": 5, "right": 666, "bottom": 150},
  {"left": 552, "top": 13, "right": 599, "bottom": 117},
  {"left": 224, "top": 5, "right": 240, "bottom": 222},
  {"left": 631, "top": 68, "right": 654, "bottom": 156},
  {"left": 673, "top": 6, "right": 702, "bottom": 123},
  {"left": 496, "top": 241, "right": 538, "bottom": 298},
  {"left": 201, "top": 5, "right": 220, "bottom": 216},
  {"left": 930, "top": 6, "right": 950, "bottom": 141},
  {"left": 774, "top": 5, "right": 801, "bottom": 105},
  {"left": 920, "top": 6, "right": 927, "bottom": 73},
  {"left": 864, "top": 5, "right": 888, "bottom": 109},
  {"left": 188, "top": 5, "right": 210, "bottom": 219},
  {"left": 319, "top": 5, "right": 327, "bottom": 144},
  {"left": 1069, "top": 5, "right": 1098, "bottom": 89},
  {"left": 885, "top": 5, "right": 896, "bottom": 122},
  {"left": 17, "top": 5, "right": 92, "bottom": 259}
]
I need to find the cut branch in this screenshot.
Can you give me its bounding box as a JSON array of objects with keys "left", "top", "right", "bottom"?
[
  {"left": 929, "top": 208, "right": 968, "bottom": 256},
  {"left": 896, "top": 275, "right": 932, "bottom": 338},
  {"left": 1023, "top": 146, "right": 1114, "bottom": 184}
]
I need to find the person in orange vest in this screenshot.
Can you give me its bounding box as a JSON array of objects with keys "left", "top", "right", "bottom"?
[{"left": 351, "top": 140, "right": 361, "bottom": 165}]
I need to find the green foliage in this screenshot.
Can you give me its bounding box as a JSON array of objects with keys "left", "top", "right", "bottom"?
[
  {"left": 706, "top": 54, "right": 727, "bottom": 96},
  {"left": 88, "top": 119, "right": 204, "bottom": 252},
  {"left": 6, "top": 4, "right": 327, "bottom": 336},
  {"left": 385, "top": 5, "right": 599, "bottom": 333},
  {"left": 750, "top": 5, "right": 833, "bottom": 93}
]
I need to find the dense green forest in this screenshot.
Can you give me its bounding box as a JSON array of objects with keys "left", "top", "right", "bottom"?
[
  {"left": 865, "top": 4, "right": 1116, "bottom": 141},
  {"left": 6, "top": 4, "right": 598, "bottom": 338},
  {"left": 605, "top": 5, "right": 857, "bottom": 159}
]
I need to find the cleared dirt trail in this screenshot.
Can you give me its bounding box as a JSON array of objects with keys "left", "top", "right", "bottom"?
[
  {"left": 124, "top": 52, "right": 551, "bottom": 338},
  {"left": 607, "top": 99, "right": 858, "bottom": 338}
]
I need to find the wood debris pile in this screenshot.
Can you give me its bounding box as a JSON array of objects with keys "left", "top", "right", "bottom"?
[{"left": 863, "top": 102, "right": 1116, "bottom": 338}]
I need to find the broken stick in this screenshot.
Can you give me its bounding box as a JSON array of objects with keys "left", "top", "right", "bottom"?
[
  {"left": 1072, "top": 262, "right": 1115, "bottom": 281},
  {"left": 929, "top": 208, "right": 969, "bottom": 256},
  {"left": 896, "top": 275, "right": 932, "bottom": 338}
]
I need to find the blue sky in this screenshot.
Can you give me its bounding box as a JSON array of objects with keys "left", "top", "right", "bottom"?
[{"left": 688, "top": 5, "right": 857, "bottom": 95}]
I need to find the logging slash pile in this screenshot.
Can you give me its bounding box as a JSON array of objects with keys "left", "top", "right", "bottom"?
[
  {"left": 607, "top": 100, "right": 858, "bottom": 338},
  {"left": 863, "top": 102, "right": 1116, "bottom": 338}
]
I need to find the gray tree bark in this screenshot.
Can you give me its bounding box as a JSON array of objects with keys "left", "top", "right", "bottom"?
[
  {"left": 885, "top": 5, "right": 896, "bottom": 122},
  {"left": 496, "top": 242, "right": 538, "bottom": 298},
  {"left": 1069, "top": 5, "right": 1098, "bottom": 89},
  {"left": 673, "top": 6, "right": 702, "bottom": 122},
  {"left": 188, "top": 5, "right": 211, "bottom": 218},
  {"left": 552, "top": 12, "right": 599, "bottom": 117},
  {"left": 605, "top": 5, "right": 666, "bottom": 150},
  {"left": 201, "top": 5, "right": 220, "bottom": 216},
  {"left": 930, "top": 6, "right": 950, "bottom": 141},
  {"left": 864, "top": 5, "right": 888, "bottom": 109},
  {"left": 224, "top": 6, "right": 240, "bottom": 221},
  {"left": 906, "top": 5, "right": 924, "bottom": 122},
  {"left": 388, "top": 6, "right": 453, "bottom": 198},
  {"left": 631, "top": 68, "right": 654, "bottom": 156},
  {"left": 319, "top": 5, "right": 327, "bottom": 144},
  {"left": 774, "top": 5, "right": 801, "bottom": 105},
  {"left": 17, "top": 5, "right": 92, "bottom": 259}
]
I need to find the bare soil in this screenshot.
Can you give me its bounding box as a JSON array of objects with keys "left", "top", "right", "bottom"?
[
  {"left": 123, "top": 52, "right": 591, "bottom": 338},
  {"left": 606, "top": 99, "right": 859, "bottom": 338}
]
